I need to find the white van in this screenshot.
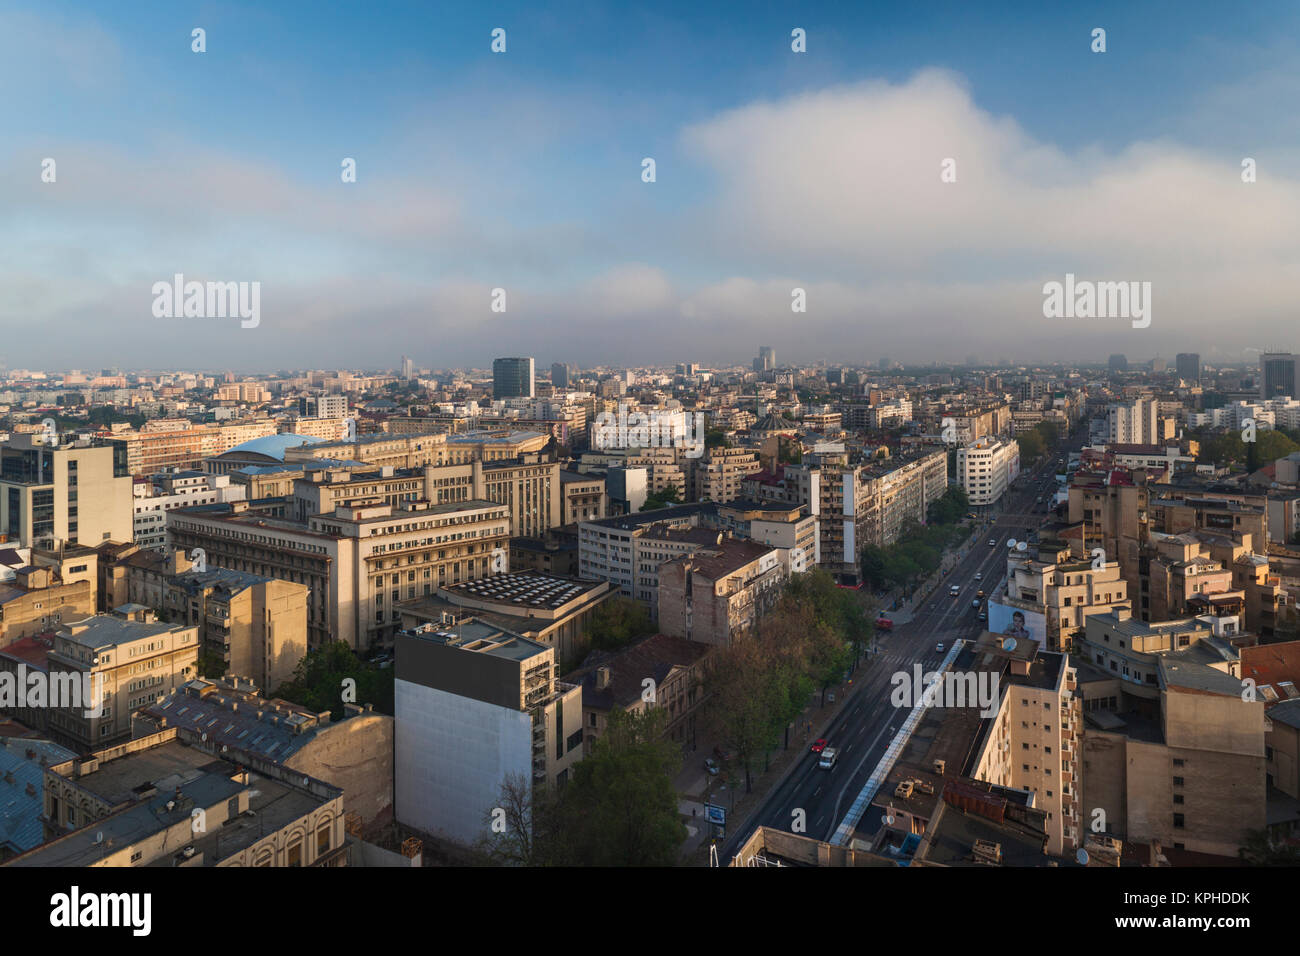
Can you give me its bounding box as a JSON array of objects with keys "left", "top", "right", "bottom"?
[
  {"left": 818, "top": 747, "right": 839, "bottom": 770},
  {"left": 949, "top": 584, "right": 960, "bottom": 596}
]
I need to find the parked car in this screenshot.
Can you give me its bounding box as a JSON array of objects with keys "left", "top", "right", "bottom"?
[
  {"left": 875, "top": 616, "right": 893, "bottom": 631},
  {"left": 950, "top": 584, "right": 961, "bottom": 596},
  {"left": 976, "top": 589, "right": 985, "bottom": 599},
  {"left": 974, "top": 572, "right": 983, "bottom": 581},
  {"left": 811, "top": 738, "right": 828, "bottom": 754},
  {"left": 704, "top": 757, "right": 720, "bottom": 776},
  {"left": 971, "top": 598, "right": 981, "bottom": 608},
  {"left": 936, "top": 642, "right": 946, "bottom": 653}
]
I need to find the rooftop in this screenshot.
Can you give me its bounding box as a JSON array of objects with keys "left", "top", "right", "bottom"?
[{"left": 58, "top": 614, "right": 186, "bottom": 651}]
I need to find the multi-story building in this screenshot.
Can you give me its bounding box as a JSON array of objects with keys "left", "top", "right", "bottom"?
[
  {"left": 396, "top": 572, "right": 613, "bottom": 671},
  {"left": 568, "top": 632, "right": 710, "bottom": 755},
  {"left": 1076, "top": 608, "right": 1265, "bottom": 858},
  {"left": 299, "top": 394, "right": 348, "bottom": 419},
  {"left": 167, "top": 497, "right": 510, "bottom": 653},
  {"left": 394, "top": 619, "right": 582, "bottom": 846},
  {"left": 999, "top": 546, "right": 1130, "bottom": 653},
  {"left": 957, "top": 438, "right": 1020, "bottom": 506},
  {"left": 1106, "top": 396, "right": 1159, "bottom": 446},
  {"left": 291, "top": 456, "right": 561, "bottom": 539},
  {"left": 1261, "top": 352, "right": 1299, "bottom": 401},
  {"left": 111, "top": 420, "right": 281, "bottom": 476},
  {"left": 10, "top": 729, "right": 345, "bottom": 867},
  {"left": 133, "top": 470, "right": 247, "bottom": 550},
  {"left": 968, "top": 632, "right": 1081, "bottom": 856},
  {"left": 1, "top": 607, "right": 200, "bottom": 750},
  {"left": 872, "top": 448, "right": 950, "bottom": 549},
  {"left": 0, "top": 556, "right": 97, "bottom": 648},
  {"left": 493, "top": 357, "right": 536, "bottom": 400},
  {"left": 560, "top": 470, "right": 606, "bottom": 525},
  {"left": 578, "top": 504, "right": 719, "bottom": 612},
  {"left": 690, "top": 446, "right": 762, "bottom": 502},
  {"left": 135, "top": 565, "right": 308, "bottom": 690},
  {"left": 715, "top": 499, "right": 818, "bottom": 574},
  {"left": 0, "top": 434, "right": 133, "bottom": 549},
  {"left": 869, "top": 398, "right": 913, "bottom": 429},
  {"left": 657, "top": 538, "right": 786, "bottom": 645},
  {"left": 1175, "top": 353, "right": 1200, "bottom": 383}
]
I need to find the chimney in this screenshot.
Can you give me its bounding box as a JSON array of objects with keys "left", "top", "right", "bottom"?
[{"left": 595, "top": 666, "right": 612, "bottom": 691}]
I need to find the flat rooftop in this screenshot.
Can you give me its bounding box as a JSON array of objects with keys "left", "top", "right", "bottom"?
[
  {"left": 59, "top": 615, "right": 183, "bottom": 650},
  {"left": 440, "top": 572, "right": 604, "bottom": 611},
  {"left": 399, "top": 619, "right": 547, "bottom": 662}
]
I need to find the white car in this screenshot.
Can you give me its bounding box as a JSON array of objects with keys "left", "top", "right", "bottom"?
[
  {"left": 988, "top": 539, "right": 997, "bottom": 547},
  {"left": 935, "top": 642, "right": 945, "bottom": 653},
  {"left": 971, "top": 599, "right": 981, "bottom": 608},
  {"left": 974, "top": 572, "right": 983, "bottom": 581}
]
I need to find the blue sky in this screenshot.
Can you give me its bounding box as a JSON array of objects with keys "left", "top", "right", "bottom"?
[{"left": 4, "top": 0, "right": 1300, "bottom": 370}]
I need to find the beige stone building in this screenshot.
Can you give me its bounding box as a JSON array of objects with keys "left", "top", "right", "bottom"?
[
  {"left": 657, "top": 539, "right": 787, "bottom": 646},
  {"left": 1075, "top": 608, "right": 1266, "bottom": 857},
  {"left": 561, "top": 470, "right": 606, "bottom": 524},
  {"left": 11, "top": 729, "right": 345, "bottom": 867},
  {"left": 0, "top": 434, "right": 133, "bottom": 549},
  {"left": 167, "top": 497, "right": 510, "bottom": 652},
  {"left": 1000, "top": 549, "right": 1130, "bottom": 653},
  {"left": 0, "top": 561, "right": 97, "bottom": 648},
  {"left": 20, "top": 608, "right": 201, "bottom": 750},
  {"left": 690, "top": 446, "right": 762, "bottom": 503}
]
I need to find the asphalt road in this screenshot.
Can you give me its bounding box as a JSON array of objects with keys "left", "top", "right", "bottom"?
[{"left": 719, "top": 430, "right": 1087, "bottom": 859}]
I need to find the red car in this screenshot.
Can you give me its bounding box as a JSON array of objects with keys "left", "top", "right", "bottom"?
[
  {"left": 811, "top": 738, "right": 828, "bottom": 754},
  {"left": 875, "top": 617, "right": 893, "bottom": 631}
]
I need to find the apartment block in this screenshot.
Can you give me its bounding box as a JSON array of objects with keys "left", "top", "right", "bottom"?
[
  {"left": 0, "top": 557, "right": 97, "bottom": 648},
  {"left": 394, "top": 619, "right": 582, "bottom": 847},
  {"left": 0, "top": 607, "right": 200, "bottom": 750},
  {"left": 568, "top": 632, "right": 710, "bottom": 755},
  {"left": 1000, "top": 550, "right": 1130, "bottom": 653},
  {"left": 578, "top": 504, "right": 720, "bottom": 613},
  {"left": 968, "top": 633, "right": 1082, "bottom": 857},
  {"left": 657, "top": 538, "right": 786, "bottom": 645},
  {"left": 715, "top": 499, "right": 818, "bottom": 574},
  {"left": 9, "top": 729, "right": 344, "bottom": 867},
  {"left": 130, "top": 564, "right": 309, "bottom": 690},
  {"left": 690, "top": 446, "right": 763, "bottom": 502},
  {"left": 957, "top": 438, "right": 1021, "bottom": 506},
  {"left": 1076, "top": 609, "right": 1265, "bottom": 858}
]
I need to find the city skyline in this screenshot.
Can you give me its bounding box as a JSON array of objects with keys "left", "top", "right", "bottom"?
[{"left": 7, "top": 0, "right": 1300, "bottom": 369}]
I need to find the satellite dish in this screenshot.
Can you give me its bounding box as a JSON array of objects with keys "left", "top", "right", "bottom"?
[
  {"left": 94, "top": 831, "right": 103, "bottom": 844},
  {"left": 883, "top": 813, "right": 895, "bottom": 826},
  {"left": 1006, "top": 538, "right": 1017, "bottom": 548},
  {"left": 1001, "top": 637, "right": 1016, "bottom": 651},
  {"left": 1017, "top": 541, "right": 1028, "bottom": 552},
  {"left": 1076, "top": 848, "right": 1090, "bottom": 865}
]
